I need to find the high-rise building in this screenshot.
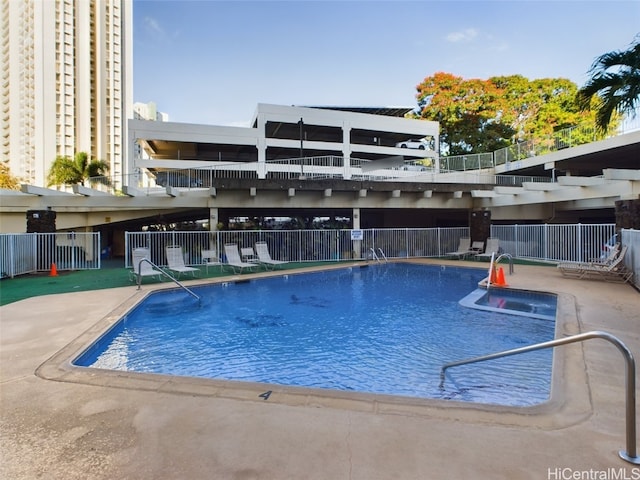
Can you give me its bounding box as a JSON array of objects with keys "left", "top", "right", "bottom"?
[{"left": 1, "top": 0, "right": 133, "bottom": 187}]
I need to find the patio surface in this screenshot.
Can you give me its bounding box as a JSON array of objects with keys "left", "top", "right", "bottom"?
[{"left": 1, "top": 260, "right": 639, "bottom": 479}]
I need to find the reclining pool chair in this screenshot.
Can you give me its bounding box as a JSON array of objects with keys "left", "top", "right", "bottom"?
[
  {"left": 558, "top": 244, "right": 632, "bottom": 283},
  {"left": 444, "top": 237, "right": 472, "bottom": 259},
  {"left": 165, "top": 245, "right": 199, "bottom": 278},
  {"left": 255, "top": 241, "right": 288, "bottom": 269},
  {"left": 129, "top": 247, "right": 163, "bottom": 283},
  {"left": 474, "top": 238, "right": 500, "bottom": 260},
  {"left": 223, "top": 243, "right": 259, "bottom": 274}
]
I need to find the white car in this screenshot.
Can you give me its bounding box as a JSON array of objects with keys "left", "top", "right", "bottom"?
[{"left": 395, "top": 138, "right": 431, "bottom": 150}]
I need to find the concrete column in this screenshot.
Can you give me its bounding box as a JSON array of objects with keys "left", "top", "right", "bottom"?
[
  {"left": 342, "top": 122, "right": 352, "bottom": 180},
  {"left": 615, "top": 199, "right": 640, "bottom": 230},
  {"left": 209, "top": 208, "right": 219, "bottom": 231},
  {"left": 352, "top": 207, "right": 362, "bottom": 259},
  {"left": 26, "top": 210, "right": 56, "bottom": 233},
  {"left": 257, "top": 112, "right": 267, "bottom": 179}
]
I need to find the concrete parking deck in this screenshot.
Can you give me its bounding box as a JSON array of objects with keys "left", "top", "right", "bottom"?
[{"left": 1, "top": 261, "right": 639, "bottom": 479}]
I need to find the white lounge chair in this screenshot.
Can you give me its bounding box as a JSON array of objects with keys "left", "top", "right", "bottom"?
[
  {"left": 255, "top": 242, "right": 288, "bottom": 269},
  {"left": 445, "top": 237, "right": 472, "bottom": 259},
  {"left": 474, "top": 238, "right": 500, "bottom": 260},
  {"left": 224, "top": 243, "right": 259, "bottom": 274},
  {"left": 165, "top": 245, "right": 199, "bottom": 278},
  {"left": 558, "top": 245, "right": 632, "bottom": 283},
  {"left": 240, "top": 246, "right": 259, "bottom": 263},
  {"left": 201, "top": 248, "right": 221, "bottom": 273},
  {"left": 129, "top": 247, "right": 162, "bottom": 283}
]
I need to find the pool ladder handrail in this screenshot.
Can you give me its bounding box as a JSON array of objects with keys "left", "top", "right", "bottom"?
[
  {"left": 495, "top": 252, "right": 514, "bottom": 274},
  {"left": 439, "top": 330, "right": 639, "bottom": 465},
  {"left": 135, "top": 258, "right": 200, "bottom": 302},
  {"left": 370, "top": 248, "right": 388, "bottom": 263}
]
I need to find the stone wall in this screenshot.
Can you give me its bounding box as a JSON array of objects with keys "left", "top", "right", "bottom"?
[
  {"left": 26, "top": 210, "right": 57, "bottom": 233},
  {"left": 615, "top": 199, "right": 640, "bottom": 231},
  {"left": 470, "top": 209, "right": 491, "bottom": 244}
]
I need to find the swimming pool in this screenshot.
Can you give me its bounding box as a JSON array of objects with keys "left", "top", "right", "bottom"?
[{"left": 75, "top": 264, "right": 557, "bottom": 406}]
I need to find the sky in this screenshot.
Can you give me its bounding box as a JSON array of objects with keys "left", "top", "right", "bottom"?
[{"left": 133, "top": 0, "right": 640, "bottom": 127}]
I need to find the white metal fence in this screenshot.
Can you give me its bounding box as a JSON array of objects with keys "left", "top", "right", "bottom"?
[
  {"left": 621, "top": 229, "right": 640, "bottom": 290},
  {"left": 124, "top": 227, "right": 472, "bottom": 268},
  {"left": 0, "top": 232, "right": 101, "bottom": 278},
  {"left": 123, "top": 224, "right": 624, "bottom": 269},
  {"left": 490, "top": 223, "right": 617, "bottom": 263},
  {"left": 2, "top": 226, "right": 635, "bottom": 286}
]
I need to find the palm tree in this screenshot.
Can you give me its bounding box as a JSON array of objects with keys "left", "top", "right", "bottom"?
[
  {"left": 577, "top": 36, "right": 640, "bottom": 132},
  {"left": 47, "top": 151, "right": 111, "bottom": 187}
]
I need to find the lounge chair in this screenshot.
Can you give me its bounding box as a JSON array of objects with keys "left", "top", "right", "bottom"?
[
  {"left": 255, "top": 241, "right": 288, "bottom": 269},
  {"left": 474, "top": 238, "right": 500, "bottom": 260},
  {"left": 558, "top": 245, "right": 632, "bottom": 283},
  {"left": 224, "top": 243, "right": 259, "bottom": 274},
  {"left": 129, "top": 247, "right": 163, "bottom": 283},
  {"left": 201, "top": 248, "right": 221, "bottom": 273},
  {"left": 445, "top": 237, "right": 472, "bottom": 259},
  {"left": 165, "top": 245, "right": 199, "bottom": 278},
  {"left": 240, "top": 246, "right": 259, "bottom": 263}
]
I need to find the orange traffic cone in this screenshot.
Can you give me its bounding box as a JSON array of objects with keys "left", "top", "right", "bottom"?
[
  {"left": 489, "top": 263, "right": 497, "bottom": 284},
  {"left": 49, "top": 263, "right": 58, "bottom": 277},
  {"left": 496, "top": 267, "right": 507, "bottom": 287}
]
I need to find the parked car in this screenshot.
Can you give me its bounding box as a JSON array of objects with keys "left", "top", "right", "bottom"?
[{"left": 395, "top": 138, "right": 432, "bottom": 150}]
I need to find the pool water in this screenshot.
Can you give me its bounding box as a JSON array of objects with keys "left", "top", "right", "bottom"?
[{"left": 75, "top": 264, "right": 557, "bottom": 406}]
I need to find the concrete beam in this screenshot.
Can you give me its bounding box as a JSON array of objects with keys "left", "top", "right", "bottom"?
[
  {"left": 20, "top": 185, "right": 75, "bottom": 196},
  {"left": 288, "top": 188, "right": 295, "bottom": 197},
  {"left": 391, "top": 190, "right": 401, "bottom": 198},
  {"left": 422, "top": 190, "right": 432, "bottom": 198},
  {"left": 71, "top": 185, "right": 112, "bottom": 196},
  {"left": 557, "top": 176, "right": 605, "bottom": 186},
  {"left": 494, "top": 186, "right": 523, "bottom": 195},
  {"left": 121, "top": 186, "right": 141, "bottom": 197},
  {"left": 522, "top": 182, "right": 561, "bottom": 191},
  {"left": 359, "top": 189, "right": 367, "bottom": 198},
  {"left": 471, "top": 190, "right": 497, "bottom": 198},
  {"left": 603, "top": 169, "right": 640, "bottom": 181},
  {"left": 324, "top": 189, "right": 332, "bottom": 197},
  {"left": 452, "top": 191, "right": 463, "bottom": 199},
  {"left": 249, "top": 187, "right": 257, "bottom": 197},
  {"left": 209, "top": 187, "right": 217, "bottom": 198}
]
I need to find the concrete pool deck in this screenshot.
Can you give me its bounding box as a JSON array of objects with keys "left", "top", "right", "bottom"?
[{"left": 1, "top": 261, "right": 639, "bottom": 479}]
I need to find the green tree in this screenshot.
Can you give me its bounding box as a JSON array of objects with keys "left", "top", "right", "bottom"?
[
  {"left": 0, "top": 162, "right": 20, "bottom": 190},
  {"left": 414, "top": 72, "right": 599, "bottom": 155},
  {"left": 577, "top": 35, "right": 640, "bottom": 133},
  {"left": 46, "top": 151, "right": 110, "bottom": 187}
]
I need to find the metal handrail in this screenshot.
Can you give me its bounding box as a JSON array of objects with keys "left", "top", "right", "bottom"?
[
  {"left": 135, "top": 258, "right": 200, "bottom": 302},
  {"left": 370, "top": 248, "right": 380, "bottom": 262},
  {"left": 495, "top": 252, "right": 514, "bottom": 275},
  {"left": 378, "top": 248, "right": 388, "bottom": 262},
  {"left": 440, "top": 331, "right": 638, "bottom": 464}
]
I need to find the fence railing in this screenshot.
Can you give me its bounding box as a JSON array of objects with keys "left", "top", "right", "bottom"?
[
  {"left": 621, "top": 229, "right": 640, "bottom": 290},
  {"left": 123, "top": 224, "right": 625, "bottom": 269},
  {"left": 0, "top": 232, "right": 101, "bottom": 278},
  {"left": 490, "top": 223, "right": 617, "bottom": 263},
  {"left": 2, "top": 225, "right": 636, "bottom": 286},
  {"left": 124, "top": 227, "right": 472, "bottom": 268}
]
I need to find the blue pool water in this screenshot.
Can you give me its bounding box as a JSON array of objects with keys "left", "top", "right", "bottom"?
[{"left": 75, "top": 264, "right": 557, "bottom": 406}]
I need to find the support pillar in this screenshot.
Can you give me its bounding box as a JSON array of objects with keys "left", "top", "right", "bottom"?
[
  {"left": 470, "top": 209, "right": 491, "bottom": 244},
  {"left": 615, "top": 199, "right": 640, "bottom": 231}
]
